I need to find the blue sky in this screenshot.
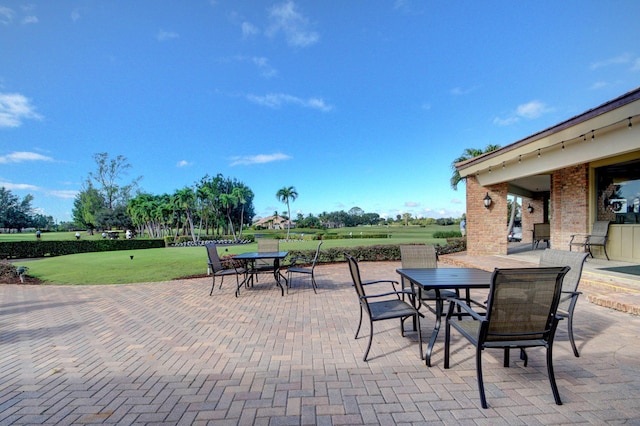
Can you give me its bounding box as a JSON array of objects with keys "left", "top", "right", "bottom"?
[{"left": 1, "top": 1, "right": 639, "bottom": 223}]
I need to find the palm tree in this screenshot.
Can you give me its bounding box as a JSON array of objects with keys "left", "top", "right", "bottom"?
[
  {"left": 276, "top": 186, "right": 298, "bottom": 240},
  {"left": 232, "top": 186, "right": 252, "bottom": 239},
  {"left": 450, "top": 144, "right": 501, "bottom": 190},
  {"left": 172, "top": 187, "right": 197, "bottom": 241},
  {"left": 220, "top": 192, "right": 238, "bottom": 237}
]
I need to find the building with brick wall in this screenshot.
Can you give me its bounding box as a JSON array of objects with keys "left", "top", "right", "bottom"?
[{"left": 456, "top": 87, "right": 640, "bottom": 262}]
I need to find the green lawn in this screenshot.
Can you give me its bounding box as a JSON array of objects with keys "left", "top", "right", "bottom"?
[{"left": 6, "top": 225, "right": 459, "bottom": 285}]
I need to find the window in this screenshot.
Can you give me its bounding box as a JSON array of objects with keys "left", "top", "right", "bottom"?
[{"left": 596, "top": 159, "right": 640, "bottom": 224}]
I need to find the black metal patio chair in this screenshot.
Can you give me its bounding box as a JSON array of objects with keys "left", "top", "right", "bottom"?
[
  {"left": 345, "top": 253, "right": 423, "bottom": 362},
  {"left": 539, "top": 249, "right": 588, "bottom": 357},
  {"left": 205, "top": 243, "right": 247, "bottom": 295},
  {"left": 444, "top": 266, "right": 570, "bottom": 408},
  {"left": 286, "top": 241, "right": 322, "bottom": 293}
]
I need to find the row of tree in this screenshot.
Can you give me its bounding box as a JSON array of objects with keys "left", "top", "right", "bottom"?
[
  {"left": 126, "top": 175, "right": 254, "bottom": 240},
  {"left": 0, "top": 187, "right": 55, "bottom": 232},
  {"left": 71, "top": 154, "right": 256, "bottom": 240}
]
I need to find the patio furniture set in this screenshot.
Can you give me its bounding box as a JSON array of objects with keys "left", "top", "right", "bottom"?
[
  {"left": 347, "top": 244, "right": 589, "bottom": 409},
  {"left": 207, "top": 238, "right": 592, "bottom": 409},
  {"left": 205, "top": 240, "right": 323, "bottom": 297}
]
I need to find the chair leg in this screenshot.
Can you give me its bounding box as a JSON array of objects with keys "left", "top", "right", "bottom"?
[
  {"left": 476, "top": 347, "right": 488, "bottom": 409},
  {"left": 355, "top": 306, "right": 364, "bottom": 339},
  {"left": 444, "top": 318, "right": 451, "bottom": 369},
  {"left": 503, "top": 348, "right": 510, "bottom": 367},
  {"left": 416, "top": 312, "right": 423, "bottom": 361},
  {"left": 210, "top": 275, "right": 216, "bottom": 296},
  {"left": 567, "top": 314, "right": 580, "bottom": 357},
  {"left": 546, "top": 345, "right": 563, "bottom": 405},
  {"left": 363, "top": 318, "right": 374, "bottom": 362},
  {"left": 311, "top": 272, "right": 317, "bottom": 293}
]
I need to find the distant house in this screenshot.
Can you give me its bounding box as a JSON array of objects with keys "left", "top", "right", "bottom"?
[
  {"left": 456, "top": 87, "right": 640, "bottom": 262},
  {"left": 253, "top": 215, "right": 293, "bottom": 230}
]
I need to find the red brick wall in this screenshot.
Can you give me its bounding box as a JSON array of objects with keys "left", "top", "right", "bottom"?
[
  {"left": 551, "top": 164, "right": 589, "bottom": 249},
  {"left": 521, "top": 197, "right": 546, "bottom": 244},
  {"left": 466, "top": 177, "right": 508, "bottom": 255}
]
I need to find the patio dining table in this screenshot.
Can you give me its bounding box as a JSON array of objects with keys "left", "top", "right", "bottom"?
[
  {"left": 396, "top": 267, "right": 492, "bottom": 366},
  {"left": 234, "top": 251, "right": 289, "bottom": 297}
]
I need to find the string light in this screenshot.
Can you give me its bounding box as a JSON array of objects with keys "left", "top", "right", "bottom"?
[{"left": 475, "top": 114, "right": 638, "bottom": 176}]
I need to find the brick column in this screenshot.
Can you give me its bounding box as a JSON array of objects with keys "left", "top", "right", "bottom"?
[
  {"left": 466, "top": 177, "right": 508, "bottom": 256},
  {"left": 551, "top": 164, "right": 589, "bottom": 249}
]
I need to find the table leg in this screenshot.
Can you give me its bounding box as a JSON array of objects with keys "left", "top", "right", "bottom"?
[
  {"left": 273, "top": 259, "right": 286, "bottom": 296},
  {"left": 235, "top": 260, "right": 254, "bottom": 297},
  {"left": 425, "top": 289, "right": 442, "bottom": 367}
]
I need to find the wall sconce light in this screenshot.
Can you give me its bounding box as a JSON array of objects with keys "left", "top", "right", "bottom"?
[
  {"left": 527, "top": 204, "right": 534, "bottom": 214},
  {"left": 483, "top": 192, "right": 492, "bottom": 209}
]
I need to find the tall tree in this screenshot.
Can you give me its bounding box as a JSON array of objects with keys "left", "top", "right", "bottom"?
[
  {"left": 72, "top": 181, "right": 105, "bottom": 231},
  {"left": 220, "top": 192, "right": 238, "bottom": 237},
  {"left": 232, "top": 185, "right": 253, "bottom": 239},
  {"left": 276, "top": 186, "right": 298, "bottom": 240},
  {"left": 172, "top": 187, "right": 197, "bottom": 241},
  {"left": 450, "top": 144, "right": 501, "bottom": 190},
  {"left": 89, "top": 152, "right": 141, "bottom": 210}
]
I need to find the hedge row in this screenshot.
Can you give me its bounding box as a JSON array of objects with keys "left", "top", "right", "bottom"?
[
  {"left": 282, "top": 241, "right": 466, "bottom": 267},
  {"left": 0, "top": 239, "right": 166, "bottom": 259}
]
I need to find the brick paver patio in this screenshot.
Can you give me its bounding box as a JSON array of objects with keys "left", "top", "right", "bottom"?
[{"left": 1, "top": 261, "right": 639, "bottom": 425}]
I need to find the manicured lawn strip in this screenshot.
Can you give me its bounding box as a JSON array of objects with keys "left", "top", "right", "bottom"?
[{"left": 13, "top": 225, "right": 458, "bottom": 284}]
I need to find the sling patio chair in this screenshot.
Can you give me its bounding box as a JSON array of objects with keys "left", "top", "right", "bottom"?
[
  {"left": 444, "top": 266, "right": 570, "bottom": 409},
  {"left": 399, "top": 244, "right": 460, "bottom": 329},
  {"left": 345, "top": 253, "right": 423, "bottom": 362},
  {"left": 286, "top": 241, "right": 322, "bottom": 293},
  {"left": 569, "top": 220, "right": 610, "bottom": 260},
  {"left": 539, "top": 248, "right": 589, "bottom": 357},
  {"left": 250, "top": 238, "right": 280, "bottom": 284},
  {"left": 205, "top": 243, "right": 247, "bottom": 296},
  {"left": 532, "top": 223, "right": 551, "bottom": 250}
]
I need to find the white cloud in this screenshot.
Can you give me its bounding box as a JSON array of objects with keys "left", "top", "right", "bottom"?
[
  {"left": 157, "top": 30, "right": 179, "bottom": 41},
  {"left": 47, "top": 189, "right": 78, "bottom": 199},
  {"left": 71, "top": 9, "right": 81, "bottom": 22},
  {"left": 0, "top": 151, "right": 53, "bottom": 164},
  {"left": 0, "top": 92, "right": 42, "bottom": 127},
  {"left": 516, "top": 100, "right": 550, "bottom": 119},
  {"left": 0, "top": 181, "right": 39, "bottom": 191},
  {"left": 266, "top": 1, "right": 319, "bottom": 47},
  {"left": 590, "top": 53, "right": 633, "bottom": 70},
  {"left": 176, "top": 160, "right": 191, "bottom": 167},
  {"left": 229, "top": 152, "right": 292, "bottom": 166},
  {"left": 246, "top": 93, "right": 332, "bottom": 111},
  {"left": 22, "top": 15, "right": 38, "bottom": 24},
  {"left": 0, "top": 6, "right": 14, "bottom": 24},
  {"left": 632, "top": 58, "right": 640, "bottom": 72},
  {"left": 450, "top": 86, "right": 477, "bottom": 96},
  {"left": 590, "top": 81, "right": 610, "bottom": 90},
  {"left": 251, "top": 56, "right": 277, "bottom": 78},
  {"left": 242, "top": 21, "right": 260, "bottom": 37},
  {"left": 404, "top": 201, "right": 420, "bottom": 207},
  {"left": 493, "top": 100, "right": 552, "bottom": 126}
]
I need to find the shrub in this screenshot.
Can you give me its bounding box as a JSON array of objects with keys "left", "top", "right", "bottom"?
[
  {"left": 432, "top": 231, "right": 462, "bottom": 239},
  {"left": 0, "top": 239, "right": 166, "bottom": 259}
]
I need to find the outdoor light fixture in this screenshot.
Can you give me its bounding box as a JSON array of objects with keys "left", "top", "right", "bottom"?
[
  {"left": 527, "top": 204, "right": 534, "bottom": 214},
  {"left": 483, "top": 193, "right": 492, "bottom": 209}
]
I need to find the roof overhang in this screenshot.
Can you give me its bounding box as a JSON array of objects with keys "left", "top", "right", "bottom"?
[{"left": 456, "top": 87, "right": 640, "bottom": 192}]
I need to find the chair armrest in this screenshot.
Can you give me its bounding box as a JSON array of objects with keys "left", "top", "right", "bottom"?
[
  {"left": 361, "top": 289, "right": 412, "bottom": 300},
  {"left": 362, "top": 279, "right": 400, "bottom": 292},
  {"left": 447, "top": 298, "right": 486, "bottom": 322}
]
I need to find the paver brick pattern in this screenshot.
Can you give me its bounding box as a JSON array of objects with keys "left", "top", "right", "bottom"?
[{"left": 1, "top": 261, "right": 639, "bottom": 425}]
